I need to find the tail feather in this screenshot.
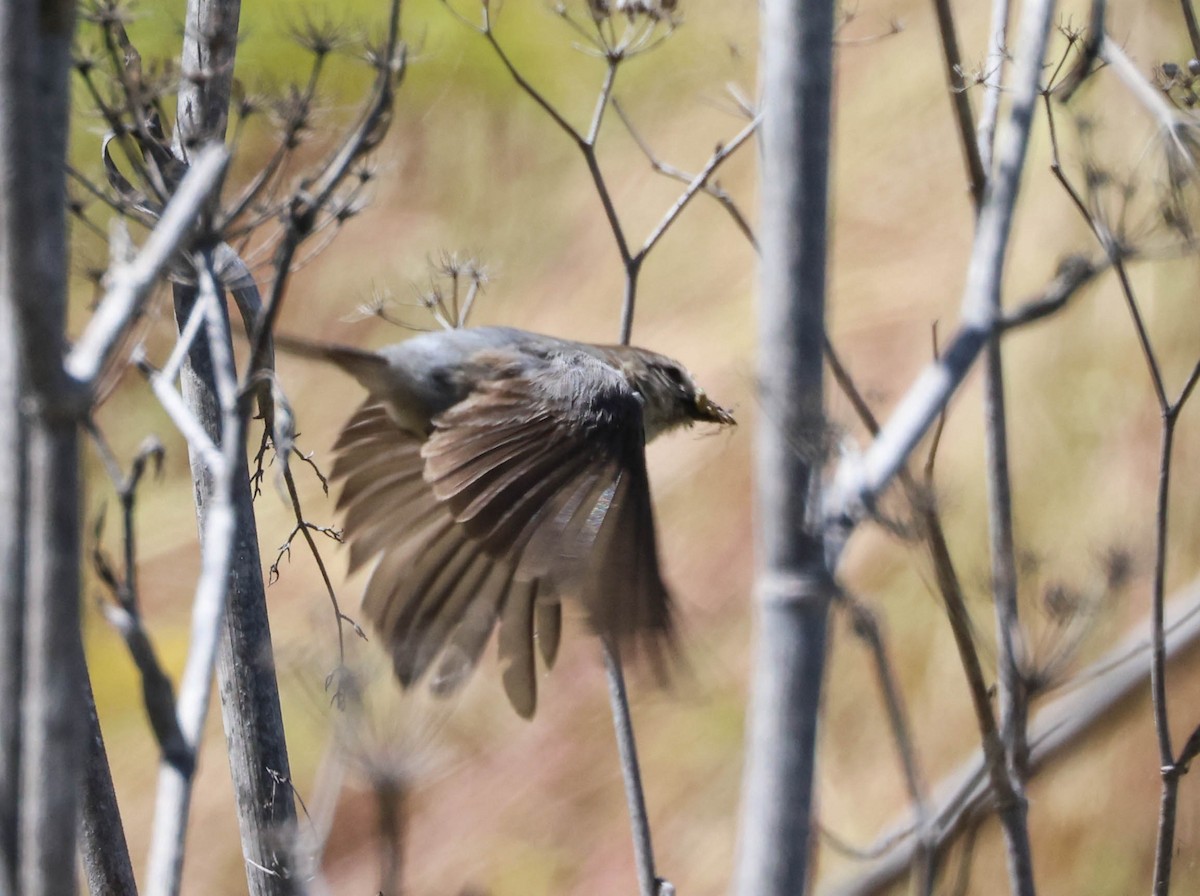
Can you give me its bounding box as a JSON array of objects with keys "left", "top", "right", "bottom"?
[{"left": 273, "top": 331, "right": 390, "bottom": 384}]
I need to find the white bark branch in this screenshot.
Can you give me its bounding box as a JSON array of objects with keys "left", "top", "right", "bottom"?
[{"left": 65, "top": 145, "right": 229, "bottom": 391}]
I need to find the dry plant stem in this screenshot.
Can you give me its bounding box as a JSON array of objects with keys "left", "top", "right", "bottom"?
[
  {"left": 66, "top": 144, "right": 230, "bottom": 390},
  {"left": 966, "top": 0, "right": 1030, "bottom": 818},
  {"left": 825, "top": 0, "right": 1055, "bottom": 549},
  {"left": 935, "top": 0, "right": 1032, "bottom": 803},
  {"left": 21, "top": 414, "right": 84, "bottom": 896},
  {"left": 734, "top": 1, "right": 834, "bottom": 895},
  {"left": 825, "top": 157, "right": 1104, "bottom": 815},
  {"left": 0, "top": 261, "right": 25, "bottom": 896},
  {"left": 930, "top": 0, "right": 988, "bottom": 207},
  {"left": 145, "top": 264, "right": 246, "bottom": 896},
  {"left": 978, "top": 0, "right": 1011, "bottom": 173},
  {"left": 602, "top": 639, "right": 659, "bottom": 896},
  {"left": 1181, "top": 0, "right": 1200, "bottom": 63},
  {"left": 1150, "top": 420, "right": 1179, "bottom": 896},
  {"left": 88, "top": 426, "right": 193, "bottom": 769},
  {"left": 612, "top": 99, "right": 760, "bottom": 251},
  {"left": 245, "top": 0, "right": 402, "bottom": 377},
  {"left": 80, "top": 667, "right": 138, "bottom": 896},
  {"left": 280, "top": 465, "right": 354, "bottom": 666},
  {"left": 1046, "top": 89, "right": 1200, "bottom": 895},
  {"left": 820, "top": 579, "right": 1200, "bottom": 896},
  {"left": 463, "top": 2, "right": 755, "bottom": 344},
  {"left": 0, "top": 3, "right": 82, "bottom": 895},
  {"left": 983, "top": 336, "right": 1030, "bottom": 774},
  {"left": 1146, "top": 355, "right": 1200, "bottom": 896},
  {"left": 173, "top": 0, "right": 301, "bottom": 891},
  {"left": 826, "top": 2, "right": 1058, "bottom": 891},
  {"left": 826, "top": 339, "right": 1008, "bottom": 887},
  {"left": 840, "top": 598, "right": 936, "bottom": 892}
]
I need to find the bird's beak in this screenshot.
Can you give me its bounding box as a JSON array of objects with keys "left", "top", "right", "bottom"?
[{"left": 693, "top": 389, "right": 736, "bottom": 426}]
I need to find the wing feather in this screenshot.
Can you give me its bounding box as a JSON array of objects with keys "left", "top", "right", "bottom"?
[{"left": 326, "top": 348, "right": 675, "bottom": 716}]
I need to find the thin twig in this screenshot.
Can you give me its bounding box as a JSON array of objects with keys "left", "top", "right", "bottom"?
[
  {"left": 633, "top": 117, "right": 761, "bottom": 262},
  {"left": 614, "top": 95, "right": 759, "bottom": 247},
  {"left": 1182, "top": 0, "right": 1200, "bottom": 60},
  {"left": 819, "top": 578, "right": 1200, "bottom": 896},
  {"left": 839, "top": 596, "right": 936, "bottom": 892},
  {"left": 86, "top": 427, "right": 191, "bottom": 771},
  {"left": 824, "top": 0, "right": 1057, "bottom": 541},
  {"left": 930, "top": 0, "right": 988, "bottom": 207},
  {"left": 602, "top": 639, "right": 662, "bottom": 896},
  {"left": 977, "top": 0, "right": 1010, "bottom": 173}
]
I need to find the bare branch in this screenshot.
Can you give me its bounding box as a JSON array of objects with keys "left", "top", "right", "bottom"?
[
  {"left": 1182, "top": 0, "right": 1200, "bottom": 60},
  {"left": 838, "top": 596, "right": 936, "bottom": 890},
  {"left": 825, "top": 0, "right": 1058, "bottom": 541},
  {"left": 819, "top": 579, "right": 1200, "bottom": 896},
  {"left": 145, "top": 257, "right": 240, "bottom": 896},
  {"left": 930, "top": 0, "right": 988, "bottom": 207},
  {"left": 66, "top": 144, "right": 229, "bottom": 391},
  {"left": 602, "top": 639, "right": 665, "bottom": 896},
  {"left": 998, "top": 255, "right": 1106, "bottom": 330},
  {"left": 634, "top": 116, "right": 760, "bottom": 262},
  {"left": 734, "top": 0, "right": 835, "bottom": 892},
  {"left": 977, "top": 0, "right": 1010, "bottom": 173},
  {"left": 79, "top": 669, "right": 138, "bottom": 896},
  {"left": 615, "top": 97, "right": 759, "bottom": 248}
]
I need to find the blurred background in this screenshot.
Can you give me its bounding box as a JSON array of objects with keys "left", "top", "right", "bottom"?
[{"left": 73, "top": 0, "right": 1200, "bottom": 893}]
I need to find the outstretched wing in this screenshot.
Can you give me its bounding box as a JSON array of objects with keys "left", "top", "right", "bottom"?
[{"left": 331, "top": 349, "right": 673, "bottom": 717}]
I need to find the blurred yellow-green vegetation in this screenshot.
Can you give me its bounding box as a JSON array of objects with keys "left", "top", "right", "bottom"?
[{"left": 74, "top": 0, "right": 1200, "bottom": 893}]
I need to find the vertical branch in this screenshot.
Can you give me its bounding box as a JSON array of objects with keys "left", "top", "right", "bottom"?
[
  {"left": 602, "top": 640, "right": 658, "bottom": 896},
  {"left": 175, "top": 0, "right": 242, "bottom": 154},
  {"left": 734, "top": 0, "right": 835, "bottom": 894},
  {"left": 0, "top": 3, "right": 82, "bottom": 896},
  {"left": 841, "top": 597, "right": 936, "bottom": 891},
  {"left": 80, "top": 668, "right": 138, "bottom": 896},
  {"left": 1147, "top": 366, "right": 1200, "bottom": 895},
  {"left": 0, "top": 266, "right": 25, "bottom": 896},
  {"left": 169, "top": 1, "right": 299, "bottom": 892},
  {"left": 21, "top": 413, "right": 84, "bottom": 896},
  {"left": 931, "top": 0, "right": 988, "bottom": 207},
  {"left": 1180, "top": 0, "right": 1200, "bottom": 61},
  {"left": 152, "top": 270, "right": 298, "bottom": 893},
  {"left": 1150, "top": 417, "right": 1178, "bottom": 896},
  {"left": 964, "top": 4, "right": 1061, "bottom": 894},
  {"left": 977, "top": 1, "right": 1011, "bottom": 173},
  {"left": 146, "top": 275, "right": 238, "bottom": 896},
  {"left": 984, "top": 312, "right": 1029, "bottom": 775}
]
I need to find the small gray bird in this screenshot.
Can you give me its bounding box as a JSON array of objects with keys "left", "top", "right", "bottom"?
[{"left": 277, "top": 326, "right": 734, "bottom": 717}]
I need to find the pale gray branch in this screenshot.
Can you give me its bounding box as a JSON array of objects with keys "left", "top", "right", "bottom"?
[
  {"left": 733, "top": 0, "right": 835, "bottom": 892},
  {"left": 819, "top": 579, "right": 1200, "bottom": 896},
  {"left": 977, "top": 1, "right": 1011, "bottom": 174},
  {"left": 145, "top": 261, "right": 239, "bottom": 896},
  {"left": 824, "top": 0, "right": 1058, "bottom": 544},
  {"left": 65, "top": 144, "right": 230, "bottom": 391}
]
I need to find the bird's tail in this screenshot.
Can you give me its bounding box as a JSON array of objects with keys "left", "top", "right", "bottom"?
[{"left": 273, "top": 332, "right": 389, "bottom": 383}]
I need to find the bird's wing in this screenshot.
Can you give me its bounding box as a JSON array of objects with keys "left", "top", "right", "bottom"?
[
  {"left": 421, "top": 350, "right": 673, "bottom": 648},
  {"left": 330, "top": 348, "right": 672, "bottom": 717},
  {"left": 332, "top": 403, "right": 545, "bottom": 716}
]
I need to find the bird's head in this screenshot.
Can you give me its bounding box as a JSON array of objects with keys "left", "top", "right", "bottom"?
[{"left": 621, "top": 349, "right": 736, "bottom": 441}]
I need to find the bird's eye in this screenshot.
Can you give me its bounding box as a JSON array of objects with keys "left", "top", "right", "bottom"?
[{"left": 661, "top": 365, "right": 687, "bottom": 390}]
